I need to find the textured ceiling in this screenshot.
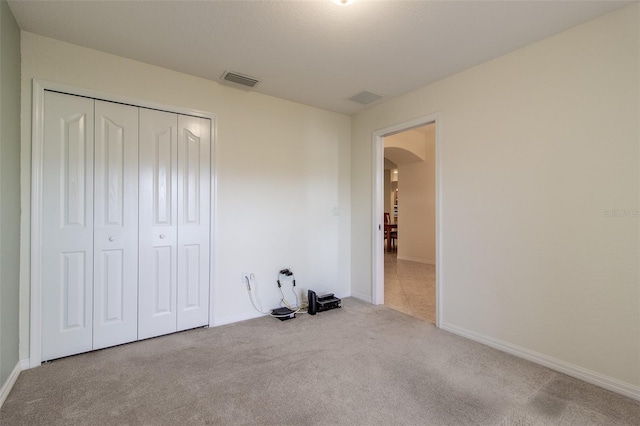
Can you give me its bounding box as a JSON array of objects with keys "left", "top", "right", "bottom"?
[{"left": 8, "top": 0, "right": 632, "bottom": 115}]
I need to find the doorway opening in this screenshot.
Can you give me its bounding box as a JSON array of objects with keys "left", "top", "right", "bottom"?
[{"left": 372, "top": 114, "right": 441, "bottom": 326}]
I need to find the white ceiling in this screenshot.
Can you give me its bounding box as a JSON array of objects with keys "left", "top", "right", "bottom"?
[{"left": 8, "top": 0, "right": 632, "bottom": 115}]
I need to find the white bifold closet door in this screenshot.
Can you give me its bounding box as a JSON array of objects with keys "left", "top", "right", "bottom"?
[
  {"left": 41, "top": 93, "right": 140, "bottom": 361},
  {"left": 138, "top": 109, "right": 211, "bottom": 340},
  {"left": 92, "top": 100, "right": 139, "bottom": 350},
  {"left": 41, "top": 92, "right": 95, "bottom": 361},
  {"left": 40, "top": 91, "right": 211, "bottom": 361}
]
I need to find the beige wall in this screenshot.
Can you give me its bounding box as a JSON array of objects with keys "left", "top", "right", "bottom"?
[
  {"left": 0, "top": 0, "right": 21, "bottom": 387},
  {"left": 20, "top": 32, "right": 351, "bottom": 360},
  {"left": 352, "top": 4, "right": 639, "bottom": 388}
]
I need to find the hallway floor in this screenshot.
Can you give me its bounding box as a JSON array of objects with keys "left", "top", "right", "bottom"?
[{"left": 384, "top": 251, "right": 436, "bottom": 323}]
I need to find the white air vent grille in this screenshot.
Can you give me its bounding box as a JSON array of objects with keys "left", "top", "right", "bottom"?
[
  {"left": 349, "top": 91, "right": 382, "bottom": 105},
  {"left": 221, "top": 71, "right": 260, "bottom": 89}
]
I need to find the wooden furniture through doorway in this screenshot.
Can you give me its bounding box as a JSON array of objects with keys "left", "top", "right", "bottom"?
[{"left": 384, "top": 213, "right": 397, "bottom": 252}]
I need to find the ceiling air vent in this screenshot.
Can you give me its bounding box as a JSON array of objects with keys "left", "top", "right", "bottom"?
[
  {"left": 348, "top": 91, "right": 382, "bottom": 105},
  {"left": 220, "top": 71, "right": 260, "bottom": 90}
]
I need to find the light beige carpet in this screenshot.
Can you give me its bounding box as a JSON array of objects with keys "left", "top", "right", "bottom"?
[{"left": 2, "top": 299, "right": 639, "bottom": 425}]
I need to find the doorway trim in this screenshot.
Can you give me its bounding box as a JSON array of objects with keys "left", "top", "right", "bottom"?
[
  {"left": 29, "top": 79, "right": 217, "bottom": 367},
  {"left": 371, "top": 113, "right": 442, "bottom": 327}
]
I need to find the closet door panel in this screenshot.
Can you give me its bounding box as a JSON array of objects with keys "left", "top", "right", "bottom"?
[
  {"left": 139, "top": 109, "right": 178, "bottom": 339},
  {"left": 41, "top": 92, "right": 95, "bottom": 361},
  {"left": 177, "top": 115, "right": 211, "bottom": 330},
  {"left": 93, "top": 101, "right": 139, "bottom": 349}
]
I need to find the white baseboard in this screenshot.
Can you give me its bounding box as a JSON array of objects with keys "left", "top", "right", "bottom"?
[
  {"left": 212, "top": 310, "right": 266, "bottom": 327},
  {"left": 441, "top": 323, "right": 640, "bottom": 402},
  {"left": 0, "top": 361, "right": 21, "bottom": 409},
  {"left": 350, "top": 290, "right": 372, "bottom": 303},
  {"left": 397, "top": 255, "right": 434, "bottom": 265},
  {"left": 19, "top": 358, "right": 31, "bottom": 370}
]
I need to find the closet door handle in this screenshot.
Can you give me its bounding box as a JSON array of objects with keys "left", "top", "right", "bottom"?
[
  {"left": 159, "top": 234, "right": 165, "bottom": 239},
  {"left": 108, "top": 236, "right": 115, "bottom": 242}
]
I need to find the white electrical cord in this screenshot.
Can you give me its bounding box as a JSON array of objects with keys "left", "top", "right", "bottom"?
[
  {"left": 246, "top": 273, "right": 305, "bottom": 318},
  {"left": 246, "top": 273, "right": 268, "bottom": 314},
  {"left": 277, "top": 271, "right": 307, "bottom": 314}
]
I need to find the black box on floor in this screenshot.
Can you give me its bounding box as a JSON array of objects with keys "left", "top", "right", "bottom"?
[
  {"left": 316, "top": 294, "right": 341, "bottom": 312},
  {"left": 271, "top": 307, "right": 295, "bottom": 321}
]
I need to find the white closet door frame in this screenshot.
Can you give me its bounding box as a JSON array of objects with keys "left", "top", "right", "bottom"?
[{"left": 30, "top": 80, "right": 217, "bottom": 368}]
